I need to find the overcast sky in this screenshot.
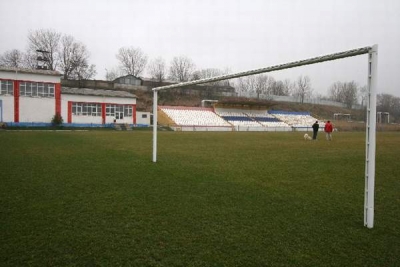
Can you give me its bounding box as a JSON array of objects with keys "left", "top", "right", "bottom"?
[{"left": 1, "top": 0, "right": 399, "bottom": 97}]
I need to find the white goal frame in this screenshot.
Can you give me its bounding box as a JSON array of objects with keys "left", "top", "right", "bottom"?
[{"left": 152, "top": 45, "right": 378, "bottom": 228}]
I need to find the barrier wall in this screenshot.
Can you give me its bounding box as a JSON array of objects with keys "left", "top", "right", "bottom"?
[
  {"left": 170, "top": 125, "right": 293, "bottom": 132},
  {"left": 234, "top": 126, "right": 292, "bottom": 132},
  {"left": 172, "top": 126, "right": 233, "bottom": 132},
  {"left": 5, "top": 122, "right": 149, "bottom": 128},
  {"left": 293, "top": 127, "right": 325, "bottom": 132}
]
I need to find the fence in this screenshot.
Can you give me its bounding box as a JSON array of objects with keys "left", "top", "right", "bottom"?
[
  {"left": 4, "top": 122, "right": 150, "bottom": 128},
  {"left": 170, "top": 125, "right": 294, "bottom": 132},
  {"left": 238, "top": 93, "right": 363, "bottom": 110}
]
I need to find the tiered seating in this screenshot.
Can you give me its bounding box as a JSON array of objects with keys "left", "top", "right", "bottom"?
[
  {"left": 270, "top": 111, "right": 324, "bottom": 128},
  {"left": 158, "top": 107, "right": 321, "bottom": 131},
  {"left": 216, "top": 111, "right": 262, "bottom": 127},
  {"left": 245, "top": 112, "right": 290, "bottom": 127},
  {"left": 160, "top": 106, "right": 230, "bottom": 126}
]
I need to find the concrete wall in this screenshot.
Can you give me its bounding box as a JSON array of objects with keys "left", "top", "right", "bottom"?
[
  {"left": 61, "top": 79, "right": 114, "bottom": 90},
  {"left": 136, "top": 111, "right": 151, "bottom": 125},
  {"left": 19, "top": 97, "right": 54, "bottom": 123},
  {"left": 0, "top": 70, "right": 60, "bottom": 123},
  {"left": 61, "top": 94, "right": 136, "bottom": 124},
  {"left": 0, "top": 96, "right": 13, "bottom": 122},
  {"left": 61, "top": 79, "right": 149, "bottom": 92},
  {"left": 113, "top": 84, "right": 147, "bottom": 91},
  {"left": 61, "top": 78, "right": 237, "bottom": 96}
]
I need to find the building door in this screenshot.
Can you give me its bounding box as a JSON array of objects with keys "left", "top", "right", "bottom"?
[
  {"left": 0, "top": 100, "right": 2, "bottom": 122},
  {"left": 115, "top": 112, "right": 124, "bottom": 122}
]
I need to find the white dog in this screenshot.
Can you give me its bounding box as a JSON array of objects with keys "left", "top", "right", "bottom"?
[{"left": 304, "top": 133, "right": 312, "bottom": 141}]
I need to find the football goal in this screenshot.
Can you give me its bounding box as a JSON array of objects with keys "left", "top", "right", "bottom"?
[{"left": 151, "top": 45, "right": 378, "bottom": 229}]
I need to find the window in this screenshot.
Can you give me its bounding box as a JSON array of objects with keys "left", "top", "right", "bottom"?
[
  {"left": 19, "top": 82, "right": 55, "bottom": 98},
  {"left": 142, "top": 114, "right": 147, "bottom": 118},
  {"left": 106, "top": 104, "right": 132, "bottom": 117},
  {"left": 38, "top": 83, "right": 45, "bottom": 97},
  {"left": 72, "top": 102, "right": 102, "bottom": 116},
  {"left": 116, "top": 112, "right": 123, "bottom": 119},
  {"left": 106, "top": 104, "right": 116, "bottom": 116},
  {"left": 30, "top": 83, "right": 38, "bottom": 96},
  {"left": 0, "top": 80, "right": 13, "bottom": 95},
  {"left": 124, "top": 105, "right": 132, "bottom": 117}
]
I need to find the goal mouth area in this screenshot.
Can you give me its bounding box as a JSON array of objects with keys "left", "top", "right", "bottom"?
[{"left": 152, "top": 45, "right": 378, "bottom": 229}]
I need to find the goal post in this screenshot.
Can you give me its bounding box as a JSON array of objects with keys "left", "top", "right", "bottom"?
[
  {"left": 152, "top": 45, "right": 378, "bottom": 228},
  {"left": 365, "top": 44, "right": 378, "bottom": 229}
]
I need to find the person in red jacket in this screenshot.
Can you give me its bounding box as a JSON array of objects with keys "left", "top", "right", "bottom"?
[{"left": 324, "top": 120, "right": 333, "bottom": 141}]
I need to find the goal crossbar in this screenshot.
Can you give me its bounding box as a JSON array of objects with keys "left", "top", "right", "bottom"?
[
  {"left": 152, "top": 46, "right": 371, "bottom": 92},
  {"left": 152, "top": 45, "right": 378, "bottom": 229}
]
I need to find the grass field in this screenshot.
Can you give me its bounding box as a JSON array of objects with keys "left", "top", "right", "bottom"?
[{"left": 1, "top": 130, "right": 399, "bottom": 266}]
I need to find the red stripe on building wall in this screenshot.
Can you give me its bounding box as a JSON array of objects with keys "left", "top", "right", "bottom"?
[
  {"left": 102, "top": 103, "right": 106, "bottom": 124},
  {"left": 133, "top": 104, "right": 136, "bottom": 124},
  {"left": 13, "top": 81, "right": 19, "bottom": 122},
  {"left": 55, "top": 83, "right": 61, "bottom": 115},
  {"left": 67, "top": 101, "right": 72, "bottom": 123}
]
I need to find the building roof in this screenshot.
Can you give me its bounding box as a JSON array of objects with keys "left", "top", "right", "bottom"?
[
  {"left": 0, "top": 66, "right": 61, "bottom": 76},
  {"left": 113, "top": 74, "right": 142, "bottom": 82},
  {"left": 61, "top": 87, "right": 136, "bottom": 98}
]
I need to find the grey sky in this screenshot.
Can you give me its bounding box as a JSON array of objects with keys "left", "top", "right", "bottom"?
[{"left": 1, "top": 0, "right": 399, "bottom": 97}]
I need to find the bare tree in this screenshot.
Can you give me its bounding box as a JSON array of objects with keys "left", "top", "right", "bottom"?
[
  {"left": 192, "top": 68, "right": 230, "bottom": 97},
  {"left": 169, "top": 56, "right": 195, "bottom": 82},
  {"left": 265, "top": 77, "right": 293, "bottom": 96},
  {"left": 377, "top": 94, "right": 398, "bottom": 113},
  {"left": 328, "top": 81, "right": 343, "bottom": 102},
  {"left": 342, "top": 81, "right": 358, "bottom": 108},
  {"left": 59, "top": 35, "right": 96, "bottom": 80},
  {"left": 377, "top": 93, "right": 400, "bottom": 122},
  {"left": 116, "top": 47, "right": 148, "bottom": 76},
  {"left": 148, "top": 57, "right": 167, "bottom": 83},
  {"left": 294, "top": 75, "right": 312, "bottom": 103},
  {"left": 244, "top": 76, "right": 258, "bottom": 97},
  {"left": 23, "top": 51, "right": 38, "bottom": 69},
  {"left": 193, "top": 68, "right": 232, "bottom": 86},
  {"left": 0, "top": 49, "right": 25, "bottom": 68},
  {"left": 105, "top": 67, "right": 123, "bottom": 81},
  {"left": 71, "top": 64, "right": 96, "bottom": 80},
  {"left": 254, "top": 74, "right": 269, "bottom": 99},
  {"left": 328, "top": 81, "right": 358, "bottom": 108},
  {"left": 282, "top": 79, "right": 294, "bottom": 96},
  {"left": 27, "top": 29, "right": 61, "bottom": 70},
  {"left": 270, "top": 80, "right": 282, "bottom": 96},
  {"left": 359, "top": 85, "right": 368, "bottom": 107},
  {"left": 235, "top": 75, "right": 268, "bottom": 98},
  {"left": 236, "top": 77, "right": 248, "bottom": 97}
]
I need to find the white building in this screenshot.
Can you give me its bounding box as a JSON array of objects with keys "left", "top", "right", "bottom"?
[{"left": 0, "top": 67, "right": 150, "bottom": 126}]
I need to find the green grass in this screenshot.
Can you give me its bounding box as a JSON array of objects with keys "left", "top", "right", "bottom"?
[{"left": 1, "top": 131, "right": 399, "bottom": 266}]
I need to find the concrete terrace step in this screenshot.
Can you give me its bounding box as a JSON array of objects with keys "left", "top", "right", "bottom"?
[{"left": 114, "top": 123, "right": 132, "bottom": 131}]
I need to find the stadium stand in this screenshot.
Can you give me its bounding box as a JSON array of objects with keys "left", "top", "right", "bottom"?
[
  {"left": 215, "top": 110, "right": 262, "bottom": 127},
  {"left": 268, "top": 110, "right": 324, "bottom": 129},
  {"left": 158, "top": 106, "right": 320, "bottom": 132},
  {"left": 160, "top": 106, "right": 231, "bottom": 127},
  {"left": 245, "top": 112, "right": 290, "bottom": 128}
]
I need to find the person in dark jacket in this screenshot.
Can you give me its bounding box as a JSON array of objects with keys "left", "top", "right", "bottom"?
[{"left": 312, "top": 121, "right": 319, "bottom": 140}]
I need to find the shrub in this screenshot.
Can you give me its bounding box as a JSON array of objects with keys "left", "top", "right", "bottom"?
[{"left": 51, "top": 113, "right": 63, "bottom": 126}]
